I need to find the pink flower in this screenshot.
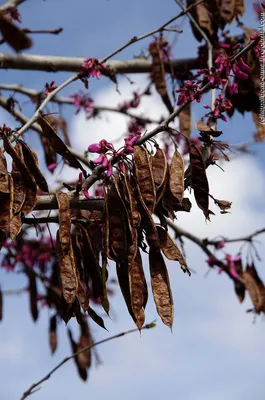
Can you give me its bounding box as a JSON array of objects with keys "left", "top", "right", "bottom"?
[
  {"left": 88, "top": 143, "right": 102, "bottom": 153},
  {"left": 105, "top": 164, "right": 113, "bottom": 177},
  {"left": 6, "top": 7, "right": 21, "bottom": 23},
  {"left": 207, "top": 256, "right": 216, "bottom": 266},
  {"left": 83, "top": 188, "right": 90, "bottom": 199},
  {"left": 225, "top": 254, "right": 240, "bottom": 279},
  {"left": 88, "top": 139, "right": 114, "bottom": 154},
  {"left": 48, "top": 163, "right": 57, "bottom": 172},
  {"left": 79, "top": 58, "right": 107, "bottom": 88},
  {"left": 94, "top": 154, "right": 108, "bottom": 167},
  {"left": 69, "top": 91, "right": 94, "bottom": 115},
  {"left": 44, "top": 81, "right": 58, "bottom": 96},
  {"left": 216, "top": 241, "right": 225, "bottom": 249}
]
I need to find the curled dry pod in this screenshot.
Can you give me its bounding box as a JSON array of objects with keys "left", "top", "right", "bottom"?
[
  {"left": 129, "top": 248, "right": 148, "bottom": 328},
  {"left": 151, "top": 147, "right": 167, "bottom": 190},
  {"left": 157, "top": 226, "right": 190, "bottom": 275},
  {"left": 79, "top": 225, "right": 103, "bottom": 300},
  {"left": 18, "top": 140, "right": 48, "bottom": 192},
  {"left": 0, "top": 149, "right": 12, "bottom": 232},
  {"left": 56, "top": 230, "right": 78, "bottom": 307},
  {"left": 134, "top": 145, "right": 156, "bottom": 214},
  {"left": 68, "top": 328, "right": 87, "bottom": 381},
  {"left": 3, "top": 137, "right": 37, "bottom": 215},
  {"left": 11, "top": 143, "right": 26, "bottom": 214},
  {"left": 100, "top": 252, "right": 110, "bottom": 315},
  {"left": 0, "top": 15, "right": 32, "bottom": 52},
  {"left": 49, "top": 315, "right": 57, "bottom": 354},
  {"left": 108, "top": 182, "right": 128, "bottom": 262},
  {"left": 87, "top": 306, "right": 108, "bottom": 330},
  {"left": 189, "top": 144, "right": 212, "bottom": 220},
  {"left": 116, "top": 262, "right": 144, "bottom": 329},
  {"left": 246, "top": 263, "right": 265, "bottom": 314},
  {"left": 38, "top": 115, "right": 86, "bottom": 175},
  {"left": 242, "top": 270, "right": 260, "bottom": 313},
  {"left": 149, "top": 246, "right": 174, "bottom": 329},
  {"left": 27, "top": 269, "right": 38, "bottom": 322},
  {"left": 77, "top": 316, "right": 92, "bottom": 369},
  {"left": 56, "top": 192, "right": 71, "bottom": 256},
  {"left": 149, "top": 41, "right": 173, "bottom": 113},
  {"left": 233, "top": 257, "right": 245, "bottom": 303},
  {"left": 169, "top": 149, "right": 184, "bottom": 204},
  {"left": 58, "top": 116, "right": 71, "bottom": 148},
  {"left": 114, "top": 173, "right": 135, "bottom": 243},
  {"left": 179, "top": 103, "right": 192, "bottom": 138},
  {"left": 123, "top": 168, "right": 141, "bottom": 228}
]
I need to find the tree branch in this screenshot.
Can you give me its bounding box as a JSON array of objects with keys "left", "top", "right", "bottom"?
[
  {"left": 0, "top": 53, "right": 202, "bottom": 73},
  {"left": 0, "top": 0, "right": 25, "bottom": 11},
  {"left": 20, "top": 321, "right": 156, "bottom": 400},
  {"left": 34, "top": 194, "right": 104, "bottom": 211}
]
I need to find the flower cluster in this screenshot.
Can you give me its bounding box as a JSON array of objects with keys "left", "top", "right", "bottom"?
[
  {"left": 118, "top": 91, "right": 140, "bottom": 112},
  {"left": 6, "top": 7, "right": 21, "bottom": 23},
  {"left": 176, "top": 80, "right": 202, "bottom": 106},
  {"left": 2, "top": 237, "right": 53, "bottom": 272},
  {"left": 149, "top": 33, "right": 172, "bottom": 61},
  {"left": 44, "top": 81, "right": 58, "bottom": 96},
  {"left": 87, "top": 131, "right": 142, "bottom": 179},
  {"left": 79, "top": 58, "right": 107, "bottom": 88},
  {"left": 204, "top": 94, "right": 233, "bottom": 122},
  {"left": 69, "top": 91, "right": 94, "bottom": 116}
]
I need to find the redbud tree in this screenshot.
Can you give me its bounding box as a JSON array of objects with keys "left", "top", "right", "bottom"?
[{"left": 0, "top": 0, "right": 264, "bottom": 398}]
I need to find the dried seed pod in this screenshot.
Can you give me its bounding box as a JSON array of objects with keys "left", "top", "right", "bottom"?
[
  {"left": 149, "top": 40, "right": 173, "bottom": 113},
  {"left": 3, "top": 137, "right": 37, "bottom": 215},
  {"left": 87, "top": 306, "right": 108, "bottom": 330},
  {"left": 151, "top": 147, "right": 168, "bottom": 190},
  {"left": 246, "top": 264, "right": 265, "bottom": 314},
  {"left": 179, "top": 103, "right": 192, "bottom": 138},
  {"left": 189, "top": 144, "right": 212, "bottom": 220},
  {"left": 38, "top": 115, "right": 86, "bottom": 175},
  {"left": 129, "top": 249, "right": 148, "bottom": 327},
  {"left": 0, "top": 15, "right": 32, "bottom": 51},
  {"left": 123, "top": 169, "right": 141, "bottom": 228},
  {"left": 134, "top": 145, "right": 156, "bottom": 214},
  {"left": 27, "top": 269, "right": 38, "bottom": 322},
  {"left": 157, "top": 226, "right": 190, "bottom": 275},
  {"left": 58, "top": 116, "right": 71, "bottom": 147},
  {"left": 108, "top": 183, "right": 128, "bottom": 262},
  {"left": 149, "top": 246, "right": 174, "bottom": 328},
  {"left": 56, "top": 231, "right": 78, "bottom": 307},
  {"left": 11, "top": 143, "right": 26, "bottom": 214},
  {"left": 49, "top": 315, "right": 57, "bottom": 354},
  {"left": 19, "top": 140, "right": 49, "bottom": 192},
  {"left": 56, "top": 192, "right": 71, "bottom": 256},
  {"left": 169, "top": 149, "right": 184, "bottom": 204},
  {"left": 68, "top": 328, "right": 87, "bottom": 381}
]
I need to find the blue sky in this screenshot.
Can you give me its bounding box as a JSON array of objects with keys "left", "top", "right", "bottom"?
[{"left": 0, "top": 1, "right": 265, "bottom": 399}]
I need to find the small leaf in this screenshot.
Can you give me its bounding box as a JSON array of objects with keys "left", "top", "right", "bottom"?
[{"left": 87, "top": 306, "right": 108, "bottom": 330}]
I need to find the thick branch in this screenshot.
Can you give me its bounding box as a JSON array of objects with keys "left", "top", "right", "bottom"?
[
  {"left": 20, "top": 321, "right": 156, "bottom": 400},
  {"left": 34, "top": 194, "right": 104, "bottom": 211},
  {"left": 0, "top": 0, "right": 25, "bottom": 11},
  {"left": 0, "top": 53, "right": 202, "bottom": 73}
]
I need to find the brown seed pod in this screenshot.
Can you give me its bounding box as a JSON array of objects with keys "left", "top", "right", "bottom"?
[
  {"left": 56, "top": 192, "right": 71, "bottom": 256},
  {"left": 0, "top": 15, "right": 32, "bottom": 52},
  {"left": 149, "top": 246, "right": 174, "bottom": 329},
  {"left": 134, "top": 145, "right": 156, "bottom": 214},
  {"left": 49, "top": 315, "right": 57, "bottom": 354},
  {"left": 129, "top": 248, "right": 148, "bottom": 327},
  {"left": 157, "top": 226, "right": 190, "bottom": 275},
  {"left": 151, "top": 147, "right": 168, "bottom": 190},
  {"left": 169, "top": 149, "right": 184, "bottom": 204},
  {"left": 38, "top": 115, "right": 86, "bottom": 175},
  {"left": 19, "top": 140, "right": 49, "bottom": 192}
]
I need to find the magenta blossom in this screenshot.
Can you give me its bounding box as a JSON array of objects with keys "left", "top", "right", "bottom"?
[
  {"left": 176, "top": 80, "right": 202, "bottom": 106},
  {"left": 47, "top": 163, "right": 57, "bottom": 172},
  {"left": 79, "top": 58, "right": 107, "bottom": 88},
  {"left": 216, "top": 241, "right": 225, "bottom": 249},
  {"left": 6, "top": 7, "right": 22, "bottom": 23},
  {"left": 94, "top": 154, "right": 108, "bottom": 168},
  {"left": 44, "top": 81, "right": 58, "bottom": 96},
  {"left": 88, "top": 139, "right": 114, "bottom": 154},
  {"left": 70, "top": 91, "right": 94, "bottom": 116}
]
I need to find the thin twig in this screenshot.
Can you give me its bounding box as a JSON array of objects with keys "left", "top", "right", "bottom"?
[
  {"left": 20, "top": 321, "right": 156, "bottom": 400},
  {"left": 100, "top": 0, "right": 204, "bottom": 64}
]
